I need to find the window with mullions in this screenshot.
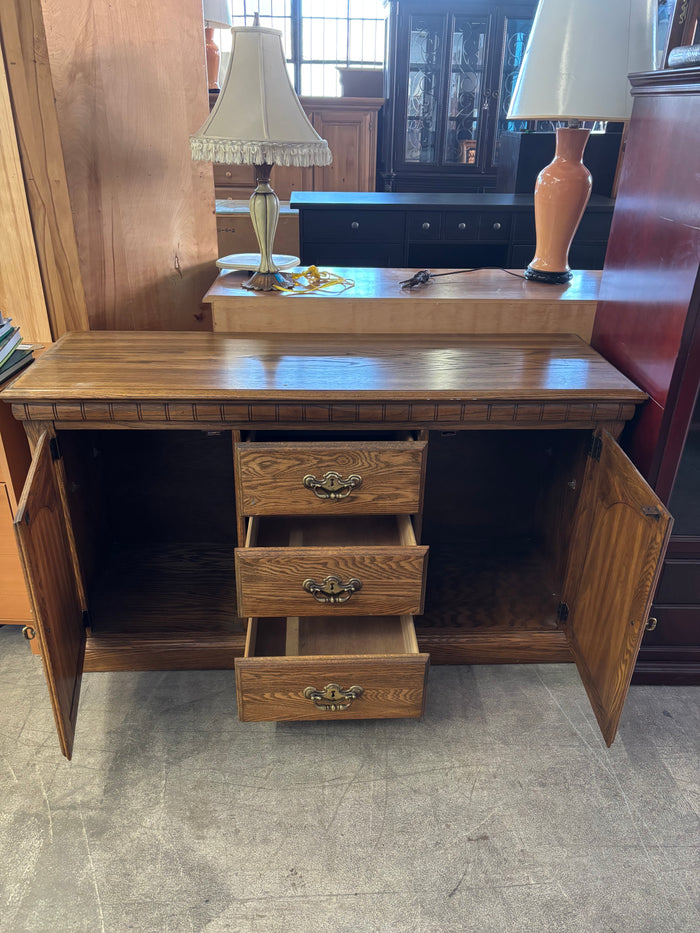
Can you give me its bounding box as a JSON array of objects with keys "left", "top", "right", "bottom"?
[{"left": 221, "top": 0, "right": 386, "bottom": 97}]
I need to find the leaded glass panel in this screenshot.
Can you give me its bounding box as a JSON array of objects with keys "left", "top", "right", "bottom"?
[
  {"left": 443, "top": 18, "right": 488, "bottom": 166},
  {"left": 404, "top": 16, "right": 443, "bottom": 163}
]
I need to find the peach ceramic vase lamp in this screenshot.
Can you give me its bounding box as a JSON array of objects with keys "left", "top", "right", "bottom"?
[
  {"left": 202, "top": 0, "right": 232, "bottom": 91},
  {"left": 506, "top": 0, "right": 656, "bottom": 283},
  {"left": 190, "top": 19, "right": 332, "bottom": 290}
]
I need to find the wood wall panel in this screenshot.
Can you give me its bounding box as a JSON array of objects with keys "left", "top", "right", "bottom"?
[
  {"left": 39, "top": 0, "right": 219, "bottom": 330},
  {"left": 0, "top": 51, "right": 51, "bottom": 343},
  {"left": 0, "top": 0, "right": 88, "bottom": 338}
]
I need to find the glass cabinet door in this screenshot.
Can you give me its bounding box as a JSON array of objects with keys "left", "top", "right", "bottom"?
[
  {"left": 404, "top": 15, "right": 444, "bottom": 163},
  {"left": 443, "top": 17, "right": 489, "bottom": 166},
  {"left": 495, "top": 17, "right": 533, "bottom": 154}
]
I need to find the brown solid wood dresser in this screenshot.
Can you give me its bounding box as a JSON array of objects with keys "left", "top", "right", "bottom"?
[{"left": 0, "top": 331, "right": 671, "bottom": 758}]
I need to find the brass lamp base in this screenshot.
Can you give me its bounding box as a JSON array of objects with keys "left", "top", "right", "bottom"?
[
  {"left": 242, "top": 269, "right": 294, "bottom": 291},
  {"left": 242, "top": 162, "right": 292, "bottom": 292}
]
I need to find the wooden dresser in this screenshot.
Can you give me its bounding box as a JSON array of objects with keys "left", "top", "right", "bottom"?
[{"left": 1, "top": 331, "right": 670, "bottom": 758}]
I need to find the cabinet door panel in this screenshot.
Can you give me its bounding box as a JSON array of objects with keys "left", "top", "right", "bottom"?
[
  {"left": 563, "top": 431, "right": 672, "bottom": 746},
  {"left": 14, "top": 432, "right": 85, "bottom": 759}
]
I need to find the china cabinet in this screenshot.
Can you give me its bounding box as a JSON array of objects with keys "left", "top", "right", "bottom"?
[{"left": 379, "top": 0, "right": 536, "bottom": 192}]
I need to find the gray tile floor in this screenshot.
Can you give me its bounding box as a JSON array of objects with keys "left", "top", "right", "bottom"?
[{"left": 0, "top": 624, "right": 698, "bottom": 933}]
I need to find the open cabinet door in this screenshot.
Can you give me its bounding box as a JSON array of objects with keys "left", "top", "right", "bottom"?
[
  {"left": 563, "top": 431, "right": 672, "bottom": 746},
  {"left": 14, "top": 432, "right": 85, "bottom": 759}
]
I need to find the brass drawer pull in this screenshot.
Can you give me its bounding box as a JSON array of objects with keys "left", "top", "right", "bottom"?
[
  {"left": 645, "top": 617, "right": 658, "bottom": 632},
  {"left": 22, "top": 626, "right": 36, "bottom": 641},
  {"left": 303, "top": 470, "right": 362, "bottom": 500},
  {"left": 303, "top": 683, "right": 364, "bottom": 711},
  {"left": 303, "top": 575, "right": 362, "bottom": 604}
]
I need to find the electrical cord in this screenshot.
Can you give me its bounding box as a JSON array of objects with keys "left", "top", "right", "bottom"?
[{"left": 400, "top": 267, "right": 527, "bottom": 288}]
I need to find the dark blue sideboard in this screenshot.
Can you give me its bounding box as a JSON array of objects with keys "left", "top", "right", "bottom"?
[{"left": 290, "top": 192, "right": 615, "bottom": 270}]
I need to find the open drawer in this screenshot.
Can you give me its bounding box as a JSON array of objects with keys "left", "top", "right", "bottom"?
[
  {"left": 235, "top": 434, "right": 427, "bottom": 517},
  {"left": 235, "top": 615, "right": 430, "bottom": 721},
  {"left": 235, "top": 514, "right": 429, "bottom": 617}
]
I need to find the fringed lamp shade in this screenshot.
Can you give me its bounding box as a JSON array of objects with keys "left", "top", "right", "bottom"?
[
  {"left": 190, "top": 26, "right": 332, "bottom": 168},
  {"left": 191, "top": 25, "right": 331, "bottom": 290}
]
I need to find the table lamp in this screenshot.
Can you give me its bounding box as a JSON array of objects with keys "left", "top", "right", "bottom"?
[
  {"left": 202, "top": 0, "right": 232, "bottom": 91},
  {"left": 191, "top": 22, "right": 332, "bottom": 291},
  {"left": 506, "top": 0, "right": 656, "bottom": 283}
]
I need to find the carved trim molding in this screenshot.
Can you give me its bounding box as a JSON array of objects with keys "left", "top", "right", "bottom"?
[{"left": 11, "top": 399, "right": 638, "bottom": 428}]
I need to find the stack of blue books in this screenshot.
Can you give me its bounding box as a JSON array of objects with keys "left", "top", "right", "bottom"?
[{"left": 0, "top": 314, "right": 34, "bottom": 382}]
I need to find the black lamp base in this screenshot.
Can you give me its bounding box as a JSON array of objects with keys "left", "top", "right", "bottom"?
[{"left": 523, "top": 266, "right": 573, "bottom": 284}]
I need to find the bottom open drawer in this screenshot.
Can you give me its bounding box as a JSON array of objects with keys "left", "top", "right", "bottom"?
[{"left": 235, "top": 615, "right": 429, "bottom": 722}]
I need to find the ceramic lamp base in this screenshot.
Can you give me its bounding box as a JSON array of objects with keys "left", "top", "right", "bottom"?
[
  {"left": 527, "top": 126, "right": 592, "bottom": 283},
  {"left": 523, "top": 266, "right": 573, "bottom": 284}
]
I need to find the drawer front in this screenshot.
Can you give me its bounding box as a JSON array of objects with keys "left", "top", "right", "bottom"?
[
  {"left": 655, "top": 560, "right": 700, "bottom": 604},
  {"left": 407, "top": 212, "right": 443, "bottom": 240},
  {"left": 300, "top": 241, "right": 404, "bottom": 267},
  {"left": 236, "top": 654, "right": 428, "bottom": 721},
  {"left": 443, "top": 215, "right": 479, "bottom": 240},
  {"left": 236, "top": 616, "right": 428, "bottom": 721},
  {"left": 478, "top": 212, "right": 511, "bottom": 241},
  {"left": 302, "top": 209, "right": 404, "bottom": 243},
  {"left": 235, "top": 516, "right": 428, "bottom": 617},
  {"left": 235, "top": 440, "right": 427, "bottom": 516},
  {"left": 213, "top": 163, "right": 254, "bottom": 187}
]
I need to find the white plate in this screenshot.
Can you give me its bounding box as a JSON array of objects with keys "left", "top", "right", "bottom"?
[{"left": 216, "top": 253, "right": 300, "bottom": 271}]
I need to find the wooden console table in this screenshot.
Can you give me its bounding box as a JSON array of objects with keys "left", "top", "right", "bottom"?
[
  {"left": 205, "top": 267, "right": 602, "bottom": 340},
  {"left": 1, "top": 331, "right": 670, "bottom": 757}
]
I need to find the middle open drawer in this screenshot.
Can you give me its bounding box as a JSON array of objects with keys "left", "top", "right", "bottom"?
[{"left": 235, "top": 514, "right": 428, "bottom": 617}]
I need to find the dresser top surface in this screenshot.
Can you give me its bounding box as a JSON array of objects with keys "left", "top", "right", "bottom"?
[
  {"left": 0, "top": 332, "right": 644, "bottom": 404},
  {"left": 205, "top": 268, "right": 602, "bottom": 305}
]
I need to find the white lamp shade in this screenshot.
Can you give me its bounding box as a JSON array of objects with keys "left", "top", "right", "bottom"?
[
  {"left": 202, "top": 0, "right": 231, "bottom": 30},
  {"left": 507, "top": 0, "right": 656, "bottom": 121},
  {"left": 191, "top": 26, "right": 332, "bottom": 167}
]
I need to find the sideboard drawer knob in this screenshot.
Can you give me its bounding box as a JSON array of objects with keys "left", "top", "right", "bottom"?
[
  {"left": 492, "top": 222, "right": 501, "bottom": 231},
  {"left": 351, "top": 221, "right": 360, "bottom": 230},
  {"left": 422, "top": 222, "right": 431, "bottom": 231},
  {"left": 458, "top": 222, "right": 466, "bottom": 231}
]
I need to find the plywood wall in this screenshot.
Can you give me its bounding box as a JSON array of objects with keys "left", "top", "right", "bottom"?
[
  {"left": 39, "top": 0, "right": 220, "bottom": 330},
  {"left": 0, "top": 0, "right": 89, "bottom": 340},
  {"left": 0, "top": 52, "right": 51, "bottom": 343}
]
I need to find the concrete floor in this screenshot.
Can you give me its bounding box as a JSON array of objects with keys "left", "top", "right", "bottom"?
[{"left": 0, "top": 625, "right": 698, "bottom": 933}]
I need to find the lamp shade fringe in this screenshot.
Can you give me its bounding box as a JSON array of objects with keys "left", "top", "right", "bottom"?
[{"left": 190, "top": 136, "right": 332, "bottom": 167}]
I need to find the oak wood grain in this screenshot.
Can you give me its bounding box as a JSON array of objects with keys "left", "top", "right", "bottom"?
[
  {"left": 235, "top": 438, "right": 426, "bottom": 516},
  {"left": 564, "top": 431, "right": 672, "bottom": 746},
  {"left": 235, "top": 515, "right": 428, "bottom": 617},
  {"left": 236, "top": 616, "right": 428, "bottom": 722},
  {"left": 1, "top": 332, "right": 646, "bottom": 406},
  {"left": 14, "top": 433, "right": 85, "bottom": 760}
]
